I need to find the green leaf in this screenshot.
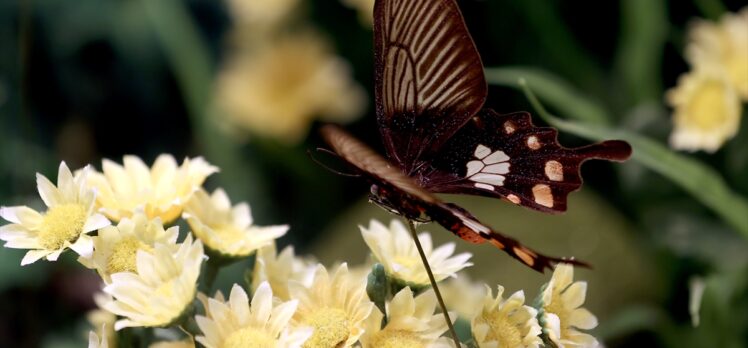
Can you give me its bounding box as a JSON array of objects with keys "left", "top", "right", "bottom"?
[
  {"left": 517, "top": 78, "right": 748, "bottom": 237},
  {"left": 485, "top": 67, "right": 610, "bottom": 125},
  {"left": 614, "top": 0, "right": 667, "bottom": 104}
]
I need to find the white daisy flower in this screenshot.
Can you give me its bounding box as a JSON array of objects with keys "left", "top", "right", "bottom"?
[
  {"left": 80, "top": 212, "right": 178, "bottom": 283},
  {"left": 540, "top": 264, "right": 599, "bottom": 348},
  {"left": 102, "top": 235, "right": 204, "bottom": 330},
  {"left": 0, "top": 162, "right": 110, "bottom": 265},
  {"left": 471, "top": 285, "right": 542, "bottom": 348},
  {"left": 183, "top": 188, "right": 287, "bottom": 259},
  {"left": 288, "top": 263, "right": 374, "bottom": 347},
  {"left": 359, "top": 287, "right": 455, "bottom": 348},
  {"left": 253, "top": 244, "right": 317, "bottom": 300},
  {"left": 86, "top": 154, "right": 218, "bottom": 223},
  {"left": 360, "top": 219, "right": 472, "bottom": 287},
  {"left": 667, "top": 69, "right": 742, "bottom": 152},
  {"left": 196, "top": 282, "right": 312, "bottom": 348}
]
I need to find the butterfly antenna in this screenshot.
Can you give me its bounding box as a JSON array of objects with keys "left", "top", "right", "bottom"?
[
  {"left": 307, "top": 148, "right": 362, "bottom": 177},
  {"left": 404, "top": 219, "right": 461, "bottom": 348}
]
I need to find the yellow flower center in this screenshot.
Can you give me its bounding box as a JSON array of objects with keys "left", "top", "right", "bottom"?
[
  {"left": 684, "top": 79, "right": 730, "bottom": 130},
  {"left": 107, "top": 236, "right": 152, "bottom": 274},
  {"left": 370, "top": 329, "right": 425, "bottom": 348},
  {"left": 39, "top": 203, "right": 87, "bottom": 250},
  {"left": 483, "top": 311, "right": 523, "bottom": 347},
  {"left": 302, "top": 307, "right": 350, "bottom": 348},
  {"left": 222, "top": 326, "right": 275, "bottom": 348}
]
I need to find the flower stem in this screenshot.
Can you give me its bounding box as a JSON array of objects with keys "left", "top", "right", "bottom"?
[{"left": 405, "top": 219, "right": 460, "bottom": 347}]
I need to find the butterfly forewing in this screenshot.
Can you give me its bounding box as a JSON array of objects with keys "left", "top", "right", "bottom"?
[
  {"left": 375, "top": 0, "right": 487, "bottom": 172},
  {"left": 421, "top": 109, "right": 632, "bottom": 212}
]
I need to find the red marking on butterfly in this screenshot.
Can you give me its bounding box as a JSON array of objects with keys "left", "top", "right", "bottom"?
[{"left": 319, "top": 0, "right": 631, "bottom": 272}]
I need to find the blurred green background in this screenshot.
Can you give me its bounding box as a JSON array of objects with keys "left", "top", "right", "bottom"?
[{"left": 1, "top": 0, "right": 747, "bottom": 347}]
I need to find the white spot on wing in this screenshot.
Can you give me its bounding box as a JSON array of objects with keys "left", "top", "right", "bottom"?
[
  {"left": 484, "top": 150, "right": 510, "bottom": 164},
  {"left": 483, "top": 163, "right": 510, "bottom": 175},
  {"left": 504, "top": 121, "right": 516, "bottom": 134},
  {"left": 474, "top": 183, "right": 494, "bottom": 191},
  {"left": 471, "top": 173, "right": 505, "bottom": 186},
  {"left": 466, "top": 161, "right": 484, "bottom": 177},
  {"left": 466, "top": 145, "right": 511, "bottom": 187},
  {"left": 474, "top": 144, "right": 491, "bottom": 159}
]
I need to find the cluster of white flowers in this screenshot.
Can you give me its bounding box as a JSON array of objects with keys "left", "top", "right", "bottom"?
[
  {"left": 0, "top": 155, "right": 601, "bottom": 347},
  {"left": 667, "top": 8, "right": 748, "bottom": 152}
]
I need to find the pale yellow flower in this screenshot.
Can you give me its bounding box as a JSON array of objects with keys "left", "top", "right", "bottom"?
[
  {"left": 540, "top": 264, "right": 599, "bottom": 348},
  {"left": 149, "top": 341, "right": 195, "bottom": 348},
  {"left": 183, "top": 188, "right": 287, "bottom": 259},
  {"left": 439, "top": 274, "right": 487, "bottom": 320},
  {"left": 215, "top": 31, "right": 366, "bottom": 144},
  {"left": 289, "top": 263, "right": 374, "bottom": 348},
  {"left": 87, "top": 292, "right": 117, "bottom": 348},
  {"left": 80, "top": 212, "right": 178, "bottom": 283},
  {"left": 471, "top": 285, "right": 542, "bottom": 348},
  {"left": 86, "top": 154, "right": 218, "bottom": 223},
  {"left": 88, "top": 328, "right": 109, "bottom": 348},
  {"left": 102, "top": 235, "right": 204, "bottom": 330},
  {"left": 341, "top": 0, "right": 375, "bottom": 27},
  {"left": 196, "top": 282, "right": 313, "bottom": 348},
  {"left": 686, "top": 8, "right": 748, "bottom": 98},
  {"left": 667, "top": 69, "right": 742, "bottom": 152},
  {"left": 359, "top": 287, "right": 454, "bottom": 348},
  {"left": 226, "top": 0, "right": 299, "bottom": 29},
  {"left": 0, "top": 162, "right": 110, "bottom": 265},
  {"left": 360, "top": 219, "right": 472, "bottom": 287},
  {"left": 253, "top": 244, "right": 317, "bottom": 300}
]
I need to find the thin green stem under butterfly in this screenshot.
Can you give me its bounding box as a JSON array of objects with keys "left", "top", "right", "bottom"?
[{"left": 405, "top": 219, "right": 461, "bottom": 347}]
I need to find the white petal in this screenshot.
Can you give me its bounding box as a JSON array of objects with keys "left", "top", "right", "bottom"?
[
  {"left": 21, "top": 249, "right": 51, "bottom": 265},
  {"left": 570, "top": 308, "right": 598, "bottom": 330},
  {"left": 83, "top": 214, "right": 112, "bottom": 233},
  {"left": 251, "top": 282, "right": 273, "bottom": 322},
  {"left": 70, "top": 235, "right": 95, "bottom": 258},
  {"left": 36, "top": 173, "right": 62, "bottom": 208}
]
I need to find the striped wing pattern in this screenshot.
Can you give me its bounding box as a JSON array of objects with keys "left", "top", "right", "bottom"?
[{"left": 375, "top": 0, "right": 487, "bottom": 171}]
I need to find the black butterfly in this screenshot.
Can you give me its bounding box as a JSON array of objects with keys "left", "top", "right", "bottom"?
[{"left": 320, "top": 0, "right": 631, "bottom": 272}]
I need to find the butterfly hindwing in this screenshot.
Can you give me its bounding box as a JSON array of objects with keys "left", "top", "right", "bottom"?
[
  {"left": 421, "top": 109, "right": 632, "bottom": 213},
  {"left": 320, "top": 124, "right": 587, "bottom": 272},
  {"left": 374, "top": 0, "right": 487, "bottom": 171}
]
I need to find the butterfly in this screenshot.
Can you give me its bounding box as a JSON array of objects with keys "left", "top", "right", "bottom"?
[{"left": 319, "top": 0, "right": 632, "bottom": 272}]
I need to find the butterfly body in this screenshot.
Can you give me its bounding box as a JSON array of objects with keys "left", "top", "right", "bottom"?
[{"left": 319, "top": 0, "right": 632, "bottom": 272}]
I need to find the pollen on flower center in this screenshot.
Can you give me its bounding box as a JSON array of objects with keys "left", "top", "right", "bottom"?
[
  {"left": 370, "top": 329, "right": 425, "bottom": 348},
  {"left": 107, "top": 237, "right": 152, "bottom": 274},
  {"left": 303, "top": 307, "right": 350, "bottom": 348},
  {"left": 484, "top": 311, "right": 522, "bottom": 347},
  {"left": 222, "top": 326, "right": 275, "bottom": 348},
  {"left": 685, "top": 80, "right": 730, "bottom": 129},
  {"left": 39, "top": 203, "right": 87, "bottom": 250}
]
